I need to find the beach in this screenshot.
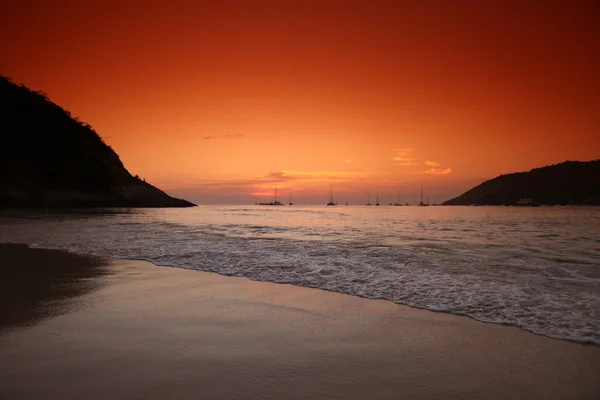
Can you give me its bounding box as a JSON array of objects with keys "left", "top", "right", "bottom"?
[{"left": 0, "top": 243, "right": 599, "bottom": 400}]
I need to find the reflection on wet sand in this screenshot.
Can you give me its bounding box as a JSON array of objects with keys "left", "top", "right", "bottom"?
[{"left": 0, "top": 244, "right": 109, "bottom": 330}]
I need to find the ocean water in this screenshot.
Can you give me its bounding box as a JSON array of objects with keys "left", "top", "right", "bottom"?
[{"left": 1, "top": 205, "right": 599, "bottom": 345}]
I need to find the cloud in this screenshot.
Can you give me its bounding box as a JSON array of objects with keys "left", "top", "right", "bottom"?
[
  {"left": 266, "top": 171, "right": 288, "bottom": 180},
  {"left": 422, "top": 167, "right": 452, "bottom": 175},
  {"left": 163, "top": 169, "right": 369, "bottom": 192},
  {"left": 393, "top": 150, "right": 446, "bottom": 173},
  {"left": 392, "top": 147, "right": 420, "bottom": 165},
  {"left": 202, "top": 134, "right": 245, "bottom": 140},
  {"left": 275, "top": 170, "right": 366, "bottom": 180}
]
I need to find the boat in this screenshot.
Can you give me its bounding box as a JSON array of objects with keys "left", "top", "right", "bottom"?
[
  {"left": 515, "top": 197, "right": 540, "bottom": 207},
  {"left": 345, "top": 196, "right": 348, "bottom": 206},
  {"left": 375, "top": 192, "right": 380, "bottom": 206},
  {"left": 418, "top": 185, "right": 428, "bottom": 206},
  {"left": 327, "top": 185, "right": 336, "bottom": 206},
  {"left": 289, "top": 193, "right": 293, "bottom": 206},
  {"left": 366, "top": 196, "right": 372, "bottom": 206},
  {"left": 260, "top": 185, "right": 283, "bottom": 205},
  {"left": 393, "top": 189, "right": 402, "bottom": 206}
]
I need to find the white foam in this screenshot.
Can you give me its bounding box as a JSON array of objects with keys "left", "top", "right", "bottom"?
[{"left": 1, "top": 206, "right": 599, "bottom": 345}]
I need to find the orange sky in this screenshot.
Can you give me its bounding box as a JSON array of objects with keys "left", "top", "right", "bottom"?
[{"left": 2, "top": 0, "right": 599, "bottom": 204}]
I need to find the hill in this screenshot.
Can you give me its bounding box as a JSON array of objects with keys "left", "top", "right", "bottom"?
[
  {"left": 0, "top": 75, "right": 195, "bottom": 208},
  {"left": 443, "top": 160, "right": 600, "bottom": 206}
]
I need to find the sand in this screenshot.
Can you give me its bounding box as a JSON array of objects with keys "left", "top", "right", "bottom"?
[{"left": 0, "top": 243, "right": 599, "bottom": 399}]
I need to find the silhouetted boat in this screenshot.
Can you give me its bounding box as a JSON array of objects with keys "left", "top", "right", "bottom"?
[
  {"left": 289, "top": 192, "right": 293, "bottom": 206},
  {"left": 393, "top": 190, "right": 402, "bottom": 206},
  {"left": 260, "top": 185, "right": 283, "bottom": 205},
  {"left": 272, "top": 185, "right": 283, "bottom": 205},
  {"left": 418, "top": 185, "right": 428, "bottom": 206},
  {"left": 366, "top": 196, "right": 372, "bottom": 206},
  {"left": 515, "top": 197, "right": 540, "bottom": 207},
  {"left": 327, "top": 185, "right": 336, "bottom": 206},
  {"left": 375, "top": 192, "right": 380, "bottom": 206},
  {"left": 345, "top": 196, "right": 348, "bottom": 206}
]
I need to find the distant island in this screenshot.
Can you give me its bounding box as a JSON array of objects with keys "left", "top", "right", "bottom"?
[
  {"left": 0, "top": 75, "right": 195, "bottom": 208},
  {"left": 443, "top": 160, "right": 600, "bottom": 206}
]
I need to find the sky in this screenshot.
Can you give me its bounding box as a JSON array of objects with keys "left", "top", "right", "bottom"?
[{"left": 2, "top": 0, "right": 599, "bottom": 204}]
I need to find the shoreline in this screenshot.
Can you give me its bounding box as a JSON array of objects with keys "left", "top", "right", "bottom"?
[
  {"left": 3, "top": 240, "right": 598, "bottom": 347},
  {"left": 1, "top": 243, "right": 599, "bottom": 399}
]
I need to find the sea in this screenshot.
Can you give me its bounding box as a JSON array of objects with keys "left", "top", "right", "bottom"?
[{"left": 1, "top": 205, "right": 599, "bottom": 345}]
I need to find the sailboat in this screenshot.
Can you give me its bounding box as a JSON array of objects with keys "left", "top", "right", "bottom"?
[
  {"left": 289, "top": 192, "right": 293, "bottom": 206},
  {"left": 327, "top": 185, "right": 336, "bottom": 206},
  {"left": 375, "top": 192, "right": 380, "bottom": 206},
  {"left": 272, "top": 185, "right": 283, "bottom": 205},
  {"left": 345, "top": 196, "right": 348, "bottom": 206},
  {"left": 366, "top": 196, "right": 372, "bottom": 206},
  {"left": 260, "top": 185, "right": 283, "bottom": 205},
  {"left": 418, "top": 185, "right": 428, "bottom": 206},
  {"left": 394, "top": 189, "right": 402, "bottom": 206}
]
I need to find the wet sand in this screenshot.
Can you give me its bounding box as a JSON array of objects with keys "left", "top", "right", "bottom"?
[{"left": 0, "top": 244, "right": 599, "bottom": 399}]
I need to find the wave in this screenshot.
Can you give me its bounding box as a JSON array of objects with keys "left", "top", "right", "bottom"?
[{"left": 1, "top": 207, "right": 599, "bottom": 346}]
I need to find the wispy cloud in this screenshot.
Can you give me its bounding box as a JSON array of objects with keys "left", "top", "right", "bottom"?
[
  {"left": 202, "top": 133, "right": 245, "bottom": 140},
  {"left": 392, "top": 147, "right": 421, "bottom": 165},
  {"left": 393, "top": 148, "right": 450, "bottom": 174},
  {"left": 274, "top": 170, "right": 366, "bottom": 180},
  {"left": 422, "top": 167, "right": 452, "bottom": 175}
]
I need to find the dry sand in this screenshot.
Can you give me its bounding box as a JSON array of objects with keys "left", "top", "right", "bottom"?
[{"left": 0, "top": 243, "right": 599, "bottom": 399}]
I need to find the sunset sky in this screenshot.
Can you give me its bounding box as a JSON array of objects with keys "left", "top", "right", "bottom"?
[{"left": 2, "top": 0, "right": 599, "bottom": 204}]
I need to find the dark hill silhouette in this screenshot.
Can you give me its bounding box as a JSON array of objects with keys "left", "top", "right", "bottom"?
[
  {"left": 0, "top": 75, "right": 195, "bottom": 208},
  {"left": 443, "top": 160, "right": 600, "bottom": 206}
]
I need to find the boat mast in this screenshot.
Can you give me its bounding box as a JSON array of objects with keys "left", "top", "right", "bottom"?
[{"left": 274, "top": 185, "right": 278, "bottom": 202}]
